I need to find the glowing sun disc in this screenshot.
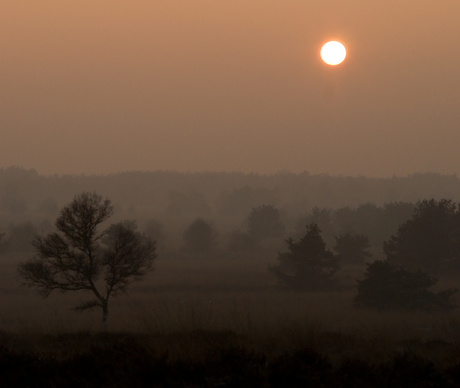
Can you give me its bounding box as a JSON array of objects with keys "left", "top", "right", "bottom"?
[{"left": 320, "top": 41, "right": 346, "bottom": 65}]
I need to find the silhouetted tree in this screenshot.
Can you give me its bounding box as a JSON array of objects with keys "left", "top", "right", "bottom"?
[
  {"left": 333, "top": 202, "right": 415, "bottom": 257},
  {"left": 18, "top": 192, "right": 156, "bottom": 331},
  {"left": 384, "top": 199, "right": 460, "bottom": 274},
  {"left": 333, "top": 203, "right": 387, "bottom": 251},
  {"left": 295, "top": 207, "right": 336, "bottom": 246},
  {"left": 305, "top": 207, "right": 336, "bottom": 245},
  {"left": 334, "top": 233, "right": 372, "bottom": 265},
  {"left": 182, "top": 218, "right": 218, "bottom": 255},
  {"left": 354, "top": 260, "right": 458, "bottom": 311},
  {"left": 247, "top": 205, "right": 285, "bottom": 242},
  {"left": 269, "top": 223, "right": 339, "bottom": 290}
]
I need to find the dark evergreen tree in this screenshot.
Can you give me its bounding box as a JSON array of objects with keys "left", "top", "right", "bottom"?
[
  {"left": 354, "top": 260, "right": 458, "bottom": 311},
  {"left": 269, "top": 223, "right": 339, "bottom": 290},
  {"left": 334, "top": 233, "right": 372, "bottom": 265},
  {"left": 299, "top": 207, "right": 336, "bottom": 246},
  {"left": 383, "top": 199, "right": 460, "bottom": 274}
]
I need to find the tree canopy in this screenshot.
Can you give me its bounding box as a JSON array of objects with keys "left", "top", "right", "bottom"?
[
  {"left": 353, "top": 260, "right": 458, "bottom": 311},
  {"left": 269, "top": 223, "right": 339, "bottom": 290},
  {"left": 383, "top": 199, "right": 460, "bottom": 274},
  {"left": 333, "top": 233, "right": 372, "bottom": 265},
  {"left": 18, "top": 192, "right": 156, "bottom": 330}
]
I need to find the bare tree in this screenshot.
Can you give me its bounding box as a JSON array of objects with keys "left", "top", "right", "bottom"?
[{"left": 18, "top": 192, "right": 156, "bottom": 331}]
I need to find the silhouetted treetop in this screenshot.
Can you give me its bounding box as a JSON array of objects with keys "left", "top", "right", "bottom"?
[
  {"left": 384, "top": 199, "right": 460, "bottom": 274},
  {"left": 18, "top": 191, "right": 156, "bottom": 331},
  {"left": 354, "top": 260, "right": 458, "bottom": 311},
  {"left": 270, "top": 223, "right": 339, "bottom": 291},
  {"left": 334, "top": 233, "right": 372, "bottom": 265}
]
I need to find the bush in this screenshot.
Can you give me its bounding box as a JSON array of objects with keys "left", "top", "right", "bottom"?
[
  {"left": 353, "top": 260, "right": 458, "bottom": 311},
  {"left": 383, "top": 199, "right": 460, "bottom": 274}
]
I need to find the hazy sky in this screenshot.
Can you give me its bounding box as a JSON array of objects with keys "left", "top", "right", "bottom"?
[{"left": 1, "top": 1, "right": 459, "bottom": 177}]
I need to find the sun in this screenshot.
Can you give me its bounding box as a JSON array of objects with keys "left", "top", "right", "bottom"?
[{"left": 320, "top": 41, "right": 346, "bottom": 66}]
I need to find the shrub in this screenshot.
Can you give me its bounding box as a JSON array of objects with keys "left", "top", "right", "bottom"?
[{"left": 353, "top": 260, "right": 458, "bottom": 311}]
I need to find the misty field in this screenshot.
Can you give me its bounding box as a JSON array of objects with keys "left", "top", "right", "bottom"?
[
  {"left": 2, "top": 253, "right": 455, "bottom": 337},
  {"left": 2, "top": 170, "right": 460, "bottom": 384},
  {"left": 2, "top": 253, "right": 460, "bottom": 386},
  {"left": 3, "top": 0, "right": 460, "bottom": 382}
]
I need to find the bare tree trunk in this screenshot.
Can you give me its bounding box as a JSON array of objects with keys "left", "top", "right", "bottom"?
[{"left": 102, "top": 303, "right": 108, "bottom": 332}]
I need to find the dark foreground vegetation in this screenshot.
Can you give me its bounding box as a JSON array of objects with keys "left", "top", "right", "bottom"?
[
  {"left": 2, "top": 168, "right": 460, "bottom": 385},
  {"left": 2, "top": 330, "right": 460, "bottom": 387}
]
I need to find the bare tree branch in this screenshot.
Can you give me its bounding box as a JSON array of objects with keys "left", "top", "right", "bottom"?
[{"left": 18, "top": 191, "right": 156, "bottom": 330}]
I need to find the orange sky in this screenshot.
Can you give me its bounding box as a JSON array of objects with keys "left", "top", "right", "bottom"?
[{"left": 1, "top": 1, "right": 459, "bottom": 177}]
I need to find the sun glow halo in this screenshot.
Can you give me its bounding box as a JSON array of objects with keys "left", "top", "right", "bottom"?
[{"left": 320, "top": 41, "right": 346, "bottom": 66}]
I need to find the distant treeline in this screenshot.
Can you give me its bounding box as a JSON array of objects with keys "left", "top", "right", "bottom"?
[
  {"left": 1, "top": 167, "right": 460, "bottom": 257},
  {"left": 0, "top": 167, "right": 459, "bottom": 218}
]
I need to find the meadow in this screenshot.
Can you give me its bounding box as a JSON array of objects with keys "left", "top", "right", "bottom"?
[{"left": 1, "top": 252, "right": 460, "bottom": 386}]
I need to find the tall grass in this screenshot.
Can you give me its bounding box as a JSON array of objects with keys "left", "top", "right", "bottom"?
[{"left": 1, "top": 253, "right": 460, "bottom": 369}]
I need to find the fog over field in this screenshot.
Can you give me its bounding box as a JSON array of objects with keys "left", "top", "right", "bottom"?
[
  {"left": 0, "top": 168, "right": 459, "bottom": 324},
  {"left": 1, "top": 0, "right": 460, "bottom": 385},
  {"left": 0, "top": 169, "right": 459, "bottom": 384}
]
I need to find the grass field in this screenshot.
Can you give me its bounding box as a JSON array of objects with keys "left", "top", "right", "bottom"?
[{"left": 1, "top": 252, "right": 460, "bottom": 386}]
